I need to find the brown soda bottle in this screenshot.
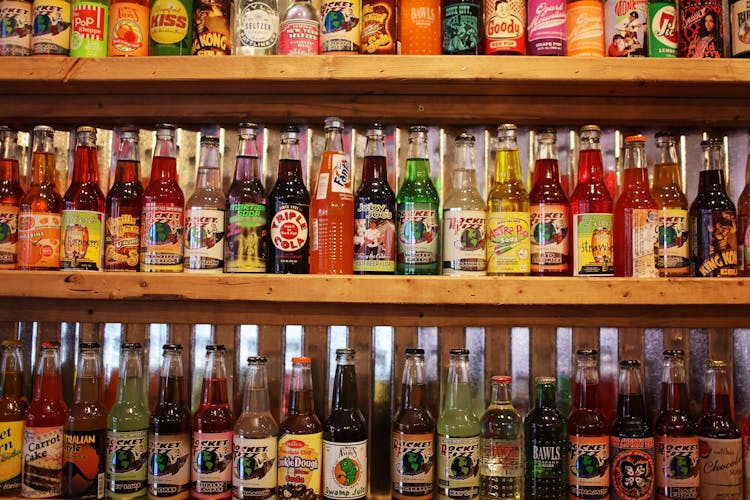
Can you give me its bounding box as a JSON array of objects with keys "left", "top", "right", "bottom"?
[
  {"left": 277, "top": 356, "right": 323, "bottom": 499},
  {"left": 0, "top": 340, "right": 28, "bottom": 496},
  {"left": 192, "top": 345, "right": 233, "bottom": 500},
  {"left": 0, "top": 126, "right": 24, "bottom": 270},
  {"left": 654, "top": 350, "right": 699, "bottom": 499},
  {"left": 22, "top": 341, "right": 66, "bottom": 498},
  {"left": 105, "top": 127, "right": 144, "bottom": 271},
  {"left": 695, "top": 360, "right": 742, "bottom": 499},
  {"left": 148, "top": 344, "right": 191, "bottom": 500},
  {"left": 742, "top": 413, "right": 750, "bottom": 498},
  {"left": 391, "top": 348, "right": 435, "bottom": 500},
  {"left": 737, "top": 130, "right": 750, "bottom": 276}
]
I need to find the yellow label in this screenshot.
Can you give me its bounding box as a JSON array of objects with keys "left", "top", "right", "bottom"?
[
  {"left": 277, "top": 433, "right": 322, "bottom": 497},
  {"left": 320, "top": 0, "right": 361, "bottom": 52},
  {"left": 0, "top": 421, "right": 24, "bottom": 489},
  {"left": 31, "top": 0, "right": 72, "bottom": 54},
  {"left": 573, "top": 212, "right": 612, "bottom": 276},
  {"left": 109, "top": 2, "right": 149, "bottom": 55},
  {"left": 149, "top": 0, "right": 188, "bottom": 44},
  {"left": 567, "top": 0, "right": 605, "bottom": 56},
  {"left": 140, "top": 204, "right": 184, "bottom": 272},
  {"left": 61, "top": 209, "right": 104, "bottom": 271},
  {"left": 486, "top": 211, "right": 531, "bottom": 274}
]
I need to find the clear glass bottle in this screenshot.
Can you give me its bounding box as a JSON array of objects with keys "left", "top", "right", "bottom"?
[
  {"left": 0, "top": 126, "right": 24, "bottom": 270},
  {"left": 233, "top": 0, "right": 279, "bottom": 54},
  {"left": 278, "top": 0, "right": 319, "bottom": 54}
]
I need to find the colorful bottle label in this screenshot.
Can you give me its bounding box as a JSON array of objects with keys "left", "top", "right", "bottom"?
[
  {"left": 63, "top": 429, "right": 106, "bottom": 499},
  {"left": 105, "top": 212, "right": 140, "bottom": 271},
  {"left": 486, "top": 211, "right": 531, "bottom": 274},
  {"left": 21, "top": 425, "right": 63, "bottom": 498},
  {"left": 232, "top": 435, "right": 277, "bottom": 500},
  {"left": 191, "top": 0, "right": 231, "bottom": 54},
  {"left": 484, "top": 0, "right": 526, "bottom": 54},
  {"left": 436, "top": 434, "right": 480, "bottom": 498},
  {"left": 605, "top": 0, "right": 647, "bottom": 57},
  {"left": 694, "top": 210, "right": 738, "bottom": 277},
  {"left": 354, "top": 197, "right": 396, "bottom": 273},
  {"left": 743, "top": 435, "right": 749, "bottom": 497},
  {"left": 573, "top": 212, "right": 613, "bottom": 276},
  {"left": 398, "top": 0, "right": 441, "bottom": 54},
  {"left": 655, "top": 208, "right": 689, "bottom": 276},
  {"left": 610, "top": 435, "right": 654, "bottom": 500},
  {"left": 140, "top": 204, "right": 184, "bottom": 272},
  {"left": 320, "top": 0, "right": 360, "bottom": 52},
  {"left": 647, "top": 1, "right": 677, "bottom": 57},
  {"left": 70, "top": 0, "right": 108, "bottom": 56},
  {"left": 567, "top": 0, "right": 605, "bottom": 56},
  {"left": 0, "top": 1, "right": 32, "bottom": 55},
  {"left": 106, "top": 429, "right": 148, "bottom": 498},
  {"left": 277, "top": 432, "right": 322, "bottom": 497},
  {"left": 360, "top": 0, "right": 395, "bottom": 53},
  {"left": 191, "top": 431, "right": 232, "bottom": 499},
  {"left": 148, "top": 433, "right": 191, "bottom": 498},
  {"left": 527, "top": 0, "right": 566, "bottom": 55},
  {"left": 397, "top": 202, "right": 439, "bottom": 267},
  {"left": 654, "top": 435, "right": 699, "bottom": 499},
  {"left": 0, "top": 420, "right": 24, "bottom": 492},
  {"left": 31, "top": 0, "right": 71, "bottom": 54},
  {"left": 529, "top": 440, "right": 565, "bottom": 478},
  {"left": 278, "top": 18, "right": 319, "bottom": 54},
  {"left": 442, "top": 209, "right": 486, "bottom": 275},
  {"left": 0, "top": 206, "right": 19, "bottom": 269},
  {"left": 530, "top": 203, "right": 569, "bottom": 273},
  {"left": 479, "top": 437, "right": 522, "bottom": 479},
  {"left": 442, "top": 0, "right": 480, "bottom": 53},
  {"left": 184, "top": 208, "right": 225, "bottom": 272},
  {"left": 315, "top": 154, "right": 352, "bottom": 199},
  {"left": 322, "top": 439, "right": 367, "bottom": 499},
  {"left": 149, "top": 0, "right": 189, "bottom": 45},
  {"left": 567, "top": 435, "right": 609, "bottom": 499},
  {"left": 630, "top": 208, "right": 659, "bottom": 277},
  {"left": 731, "top": 0, "right": 750, "bottom": 56},
  {"left": 237, "top": 1, "right": 278, "bottom": 50},
  {"left": 680, "top": 0, "right": 723, "bottom": 57},
  {"left": 391, "top": 431, "right": 434, "bottom": 498},
  {"left": 270, "top": 204, "right": 309, "bottom": 266},
  {"left": 61, "top": 209, "right": 104, "bottom": 270},
  {"left": 698, "top": 436, "right": 743, "bottom": 499},
  {"left": 17, "top": 212, "right": 61, "bottom": 269},
  {"left": 108, "top": 1, "right": 149, "bottom": 55},
  {"left": 225, "top": 202, "right": 267, "bottom": 273}
]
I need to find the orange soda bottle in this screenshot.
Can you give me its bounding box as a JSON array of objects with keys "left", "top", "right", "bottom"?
[{"left": 398, "top": 0, "right": 441, "bottom": 54}]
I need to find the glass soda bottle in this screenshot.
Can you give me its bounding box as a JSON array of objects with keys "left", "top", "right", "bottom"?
[
  {"left": 397, "top": 125, "right": 440, "bottom": 275},
  {"left": 0, "top": 340, "right": 27, "bottom": 495},
  {"left": 695, "top": 360, "right": 742, "bottom": 499},
  {"left": 739, "top": 130, "right": 750, "bottom": 276},
  {"left": 392, "top": 348, "right": 435, "bottom": 500},
  {"left": 442, "top": 0, "right": 481, "bottom": 54},
  {"left": 485, "top": 0, "right": 526, "bottom": 54},
  {"left": 105, "top": 127, "right": 144, "bottom": 272},
  {"left": 319, "top": 0, "right": 361, "bottom": 53},
  {"left": 190, "top": 0, "right": 231, "bottom": 55},
  {"left": 108, "top": 0, "right": 149, "bottom": 56},
  {"left": 22, "top": 341, "right": 66, "bottom": 498},
  {"left": 524, "top": 377, "right": 566, "bottom": 500},
  {"left": 148, "top": 344, "right": 191, "bottom": 500},
  {"left": 679, "top": 0, "right": 722, "bottom": 57},
  {"left": 486, "top": 124, "right": 531, "bottom": 276},
  {"left": 233, "top": 0, "right": 278, "bottom": 54},
  {"left": 442, "top": 133, "right": 487, "bottom": 276},
  {"left": 398, "top": 0, "right": 440, "bottom": 53},
  {"left": 277, "top": 356, "right": 323, "bottom": 499},
  {"left": 278, "top": 0, "right": 319, "bottom": 54},
  {"left": 437, "top": 348, "right": 480, "bottom": 500},
  {"left": 148, "top": 0, "right": 192, "bottom": 54},
  {"left": 360, "top": 0, "right": 396, "bottom": 53},
  {"left": 232, "top": 356, "right": 278, "bottom": 499},
  {"left": 184, "top": 136, "right": 226, "bottom": 273},
  {"left": 652, "top": 132, "right": 689, "bottom": 277},
  {"left": 106, "top": 343, "right": 149, "bottom": 499},
  {"left": 63, "top": 342, "right": 107, "bottom": 499},
  {"left": 566, "top": 0, "right": 604, "bottom": 56},
  {"left": 0, "top": 126, "right": 24, "bottom": 270},
  {"left": 647, "top": 0, "right": 677, "bottom": 57},
  {"left": 529, "top": 127, "right": 570, "bottom": 276},
  {"left": 31, "top": 0, "right": 72, "bottom": 54},
  {"left": 140, "top": 124, "right": 185, "bottom": 273},
  {"left": 654, "top": 350, "right": 699, "bottom": 499},
  {"left": 613, "top": 135, "right": 658, "bottom": 277},
  {"left": 609, "top": 360, "right": 655, "bottom": 500},
  {"left": 689, "top": 138, "right": 738, "bottom": 277},
  {"left": 322, "top": 348, "right": 367, "bottom": 500},
  {"left": 268, "top": 125, "right": 310, "bottom": 273},
  {"left": 69, "top": 0, "right": 109, "bottom": 57},
  {"left": 570, "top": 125, "right": 614, "bottom": 276},
  {"left": 742, "top": 413, "right": 750, "bottom": 499},
  {"left": 0, "top": 0, "right": 32, "bottom": 55},
  {"left": 310, "top": 117, "right": 354, "bottom": 274},
  {"left": 17, "top": 125, "right": 63, "bottom": 271},
  {"left": 225, "top": 123, "right": 268, "bottom": 273},
  {"left": 192, "top": 345, "right": 233, "bottom": 500},
  {"left": 479, "top": 375, "right": 522, "bottom": 500},
  {"left": 527, "top": 0, "right": 566, "bottom": 55},
  {"left": 353, "top": 123, "right": 396, "bottom": 274}
]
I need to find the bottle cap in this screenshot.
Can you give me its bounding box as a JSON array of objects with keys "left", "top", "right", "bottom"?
[
  {"left": 324, "top": 117, "right": 344, "bottom": 130},
  {"left": 663, "top": 349, "right": 685, "bottom": 358},
  {"left": 706, "top": 359, "right": 727, "bottom": 368},
  {"left": 281, "top": 125, "right": 299, "bottom": 134},
  {"left": 79, "top": 342, "right": 101, "bottom": 350},
  {"left": 449, "top": 348, "right": 469, "bottom": 356},
  {"left": 576, "top": 348, "right": 598, "bottom": 356},
  {"left": 32, "top": 125, "right": 54, "bottom": 134},
  {"left": 407, "top": 125, "right": 427, "bottom": 134},
  {"left": 40, "top": 340, "right": 60, "bottom": 349},
  {"left": 248, "top": 356, "right": 268, "bottom": 364},
  {"left": 121, "top": 342, "right": 142, "bottom": 350},
  {"left": 491, "top": 375, "right": 512, "bottom": 384},
  {"left": 581, "top": 125, "right": 601, "bottom": 133},
  {"left": 536, "top": 376, "right": 556, "bottom": 385},
  {"left": 619, "top": 359, "right": 640, "bottom": 367},
  {"left": 456, "top": 132, "right": 475, "bottom": 142},
  {"left": 119, "top": 125, "right": 139, "bottom": 135},
  {"left": 405, "top": 348, "right": 424, "bottom": 355},
  {"left": 336, "top": 348, "right": 355, "bottom": 356},
  {"left": 239, "top": 122, "right": 260, "bottom": 131},
  {"left": 156, "top": 123, "right": 176, "bottom": 131},
  {"left": 655, "top": 130, "right": 675, "bottom": 139},
  {"left": 206, "top": 344, "right": 226, "bottom": 352},
  {"left": 292, "top": 356, "right": 311, "bottom": 364},
  {"left": 624, "top": 135, "right": 646, "bottom": 143},
  {"left": 163, "top": 343, "right": 183, "bottom": 351},
  {"left": 536, "top": 127, "right": 557, "bottom": 135},
  {"left": 0, "top": 125, "right": 17, "bottom": 134},
  {"left": 200, "top": 135, "right": 220, "bottom": 145},
  {"left": 76, "top": 126, "right": 96, "bottom": 135},
  {"left": 0, "top": 340, "right": 22, "bottom": 350},
  {"left": 498, "top": 123, "right": 517, "bottom": 131}
]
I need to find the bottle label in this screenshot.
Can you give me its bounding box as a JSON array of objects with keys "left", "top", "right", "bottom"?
[
  {"left": 647, "top": 1, "right": 677, "bottom": 57},
  {"left": 694, "top": 210, "right": 738, "bottom": 277},
  {"left": 398, "top": 0, "right": 441, "bottom": 54},
  {"left": 17, "top": 212, "right": 61, "bottom": 269},
  {"left": 141, "top": 204, "right": 184, "bottom": 272},
  {"left": 70, "top": 1, "right": 108, "bottom": 57},
  {"left": 698, "top": 436, "right": 743, "bottom": 498},
  {"left": 320, "top": 0, "right": 360, "bottom": 52},
  {"left": 526, "top": 0, "right": 566, "bottom": 55},
  {"left": 277, "top": 432, "right": 322, "bottom": 497},
  {"left": 149, "top": 0, "right": 189, "bottom": 44},
  {"left": 486, "top": 211, "right": 531, "bottom": 274},
  {"left": 741, "top": 214, "right": 750, "bottom": 272},
  {"left": 184, "top": 208, "right": 225, "bottom": 272},
  {"left": 360, "top": 0, "right": 395, "bottom": 53},
  {"left": 655, "top": 208, "right": 689, "bottom": 275},
  {"left": 442, "top": 1, "right": 480, "bottom": 53},
  {"left": 655, "top": 435, "right": 699, "bottom": 498},
  {"left": 270, "top": 205, "right": 309, "bottom": 260},
  {"left": 529, "top": 441, "right": 565, "bottom": 478},
  {"left": 322, "top": 439, "right": 367, "bottom": 499},
  {"left": 225, "top": 203, "right": 267, "bottom": 273},
  {"left": 238, "top": 2, "right": 279, "bottom": 49},
  {"left": 0, "top": 420, "right": 24, "bottom": 491},
  {"left": 191, "top": 431, "right": 232, "bottom": 499},
  {"left": 106, "top": 429, "right": 148, "bottom": 497},
  {"left": 744, "top": 435, "right": 750, "bottom": 497},
  {"left": 731, "top": 0, "right": 750, "bottom": 56},
  {"left": 573, "top": 212, "right": 613, "bottom": 276},
  {"left": 61, "top": 209, "right": 104, "bottom": 270},
  {"left": 391, "top": 431, "right": 434, "bottom": 497},
  {"left": 278, "top": 18, "right": 319, "bottom": 54},
  {"left": 0, "top": 1, "right": 32, "bottom": 55},
  {"left": 442, "top": 209, "right": 486, "bottom": 275},
  {"left": 148, "top": 433, "right": 191, "bottom": 498},
  {"left": 105, "top": 212, "right": 141, "bottom": 271},
  {"left": 567, "top": 435, "right": 609, "bottom": 498},
  {"left": 32, "top": 0, "right": 71, "bottom": 54},
  {"left": 610, "top": 435, "right": 655, "bottom": 500},
  {"left": 680, "top": 0, "right": 723, "bottom": 57},
  {"left": 479, "top": 437, "right": 522, "bottom": 478},
  {"left": 315, "top": 154, "right": 352, "bottom": 199},
  {"left": 630, "top": 208, "right": 659, "bottom": 277},
  {"left": 21, "top": 425, "right": 63, "bottom": 498},
  {"left": 354, "top": 197, "right": 396, "bottom": 273},
  {"left": 397, "top": 202, "right": 439, "bottom": 266},
  {"left": 191, "top": 0, "right": 231, "bottom": 54},
  {"left": 232, "top": 435, "right": 277, "bottom": 500},
  {"left": 108, "top": 2, "right": 149, "bottom": 55},
  {"left": 530, "top": 203, "right": 569, "bottom": 273},
  {"left": 0, "top": 206, "right": 19, "bottom": 269},
  {"left": 484, "top": 0, "right": 526, "bottom": 54},
  {"left": 605, "top": 0, "right": 647, "bottom": 57},
  {"left": 436, "top": 434, "right": 480, "bottom": 498},
  {"left": 63, "top": 429, "right": 106, "bottom": 499},
  {"left": 567, "top": 0, "right": 605, "bottom": 56}
]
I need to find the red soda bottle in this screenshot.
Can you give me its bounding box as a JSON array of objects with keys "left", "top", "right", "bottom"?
[{"left": 0, "top": 126, "right": 24, "bottom": 270}]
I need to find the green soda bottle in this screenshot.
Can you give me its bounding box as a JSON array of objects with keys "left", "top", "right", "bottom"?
[
  {"left": 647, "top": 0, "right": 678, "bottom": 57},
  {"left": 106, "top": 343, "right": 149, "bottom": 499},
  {"left": 69, "top": 0, "right": 109, "bottom": 56},
  {"left": 149, "top": 0, "right": 192, "bottom": 54}
]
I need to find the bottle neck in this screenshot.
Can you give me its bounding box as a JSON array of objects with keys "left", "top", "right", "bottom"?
[
  {"left": 331, "top": 359, "right": 358, "bottom": 410},
  {"left": 324, "top": 128, "right": 344, "bottom": 153},
  {"left": 623, "top": 143, "right": 649, "bottom": 186},
  {"left": 0, "top": 347, "right": 23, "bottom": 399},
  {"left": 74, "top": 350, "right": 102, "bottom": 403},
  {"left": 278, "top": 139, "right": 303, "bottom": 181},
  {"left": 536, "top": 383, "right": 557, "bottom": 409},
  {"left": 490, "top": 381, "right": 512, "bottom": 405},
  {"left": 72, "top": 144, "right": 100, "bottom": 184},
  {"left": 152, "top": 135, "right": 178, "bottom": 181},
  {"left": 157, "top": 352, "right": 186, "bottom": 405},
  {"left": 703, "top": 367, "right": 731, "bottom": 416},
  {"left": 200, "top": 351, "right": 228, "bottom": 405},
  {"left": 401, "top": 356, "right": 426, "bottom": 409},
  {"left": 362, "top": 134, "right": 387, "bottom": 183},
  {"left": 235, "top": 136, "right": 262, "bottom": 182},
  {"left": 407, "top": 134, "right": 429, "bottom": 161},
  {"left": 573, "top": 361, "right": 600, "bottom": 411},
  {"left": 660, "top": 359, "right": 688, "bottom": 412},
  {"left": 243, "top": 363, "right": 271, "bottom": 414},
  {"left": 443, "top": 356, "right": 472, "bottom": 410},
  {"left": 289, "top": 364, "right": 315, "bottom": 414},
  {"left": 33, "top": 349, "right": 63, "bottom": 402},
  {"left": 116, "top": 349, "right": 145, "bottom": 405},
  {"left": 578, "top": 148, "right": 605, "bottom": 183},
  {"left": 616, "top": 366, "right": 646, "bottom": 419},
  {"left": 495, "top": 138, "right": 523, "bottom": 184}
]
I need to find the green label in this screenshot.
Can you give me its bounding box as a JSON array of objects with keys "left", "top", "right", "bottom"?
[
  {"left": 573, "top": 213, "right": 613, "bottom": 276},
  {"left": 225, "top": 203, "right": 267, "bottom": 273},
  {"left": 61, "top": 209, "right": 104, "bottom": 270},
  {"left": 70, "top": 1, "right": 109, "bottom": 56},
  {"left": 106, "top": 430, "right": 148, "bottom": 499},
  {"left": 647, "top": 1, "right": 678, "bottom": 57}
]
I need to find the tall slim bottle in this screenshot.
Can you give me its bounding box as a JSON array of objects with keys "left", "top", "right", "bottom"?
[
  {"left": 647, "top": 0, "right": 677, "bottom": 57},
  {"left": 391, "top": 348, "right": 435, "bottom": 500},
  {"left": 437, "top": 348, "right": 480, "bottom": 500},
  {"left": 566, "top": 0, "right": 604, "bottom": 55},
  {"left": 442, "top": 133, "right": 487, "bottom": 276},
  {"left": 651, "top": 132, "right": 689, "bottom": 277},
  {"left": 148, "top": 344, "right": 191, "bottom": 500},
  {"left": 108, "top": 0, "right": 149, "bottom": 55},
  {"left": 148, "top": 0, "right": 191, "bottom": 54},
  {"left": 689, "top": 138, "right": 738, "bottom": 277},
  {"left": 0, "top": 126, "right": 24, "bottom": 270},
  {"left": 397, "top": 126, "right": 440, "bottom": 275},
  {"left": 233, "top": 0, "right": 278, "bottom": 54},
  {"left": 0, "top": 340, "right": 27, "bottom": 496},
  {"left": 278, "top": 0, "right": 319, "bottom": 54},
  {"left": 17, "top": 125, "right": 63, "bottom": 271},
  {"left": 654, "top": 350, "right": 699, "bottom": 500},
  {"left": 184, "top": 136, "right": 226, "bottom": 273},
  {"left": 487, "top": 124, "right": 530, "bottom": 276},
  {"left": 31, "top": 0, "right": 71, "bottom": 54},
  {"left": 442, "top": 0, "right": 481, "bottom": 54},
  {"left": 69, "top": 0, "right": 109, "bottom": 57},
  {"left": 322, "top": 348, "right": 367, "bottom": 500},
  {"left": 225, "top": 123, "right": 268, "bottom": 273},
  {"left": 232, "top": 356, "right": 278, "bottom": 500}
]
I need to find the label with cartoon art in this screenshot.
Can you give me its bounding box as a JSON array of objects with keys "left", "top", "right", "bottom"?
[
  {"left": 655, "top": 208, "right": 689, "bottom": 276},
  {"left": 397, "top": 202, "right": 439, "bottom": 267},
  {"left": 31, "top": 0, "right": 71, "bottom": 54},
  {"left": 184, "top": 208, "right": 225, "bottom": 272},
  {"left": 530, "top": 203, "right": 569, "bottom": 273},
  {"left": 147, "top": 433, "right": 191, "bottom": 498},
  {"left": 322, "top": 439, "right": 367, "bottom": 499},
  {"left": 442, "top": 0, "right": 480, "bottom": 54},
  {"left": 232, "top": 436, "right": 276, "bottom": 500},
  {"left": 17, "top": 212, "right": 61, "bottom": 269},
  {"left": 693, "top": 210, "right": 738, "bottom": 277},
  {"left": 391, "top": 432, "right": 434, "bottom": 499},
  {"left": 320, "top": 0, "right": 360, "bottom": 52},
  {"left": 0, "top": 1, "right": 32, "bottom": 54},
  {"left": 61, "top": 209, "right": 104, "bottom": 271},
  {"left": 105, "top": 212, "right": 140, "bottom": 271},
  {"left": 573, "top": 212, "right": 613, "bottom": 276},
  {"left": 191, "top": 431, "right": 232, "bottom": 499},
  {"left": 442, "top": 209, "right": 486, "bottom": 275},
  {"left": 486, "top": 211, "right": 531, "bottom": 274},
  {"left": 360, "top": 0, "right": 395, "bottom": 53},
  {"left": 0, "top": 207, "right": 19, "bottom": 269},
  {"left": 484, "top": 0, "right": 526, "bottom": 54},
  {"left": 140, "top": 204, "right": 184, "bottom": 272},
  {"left": 354, "top": 197, "right": 396, "bottom": 273},
  {"left": 567, "top": 435, "right": 609, "bottom": 499},
  {"left": 277, "top": 432, "right": 322, "bottom": 498},
  {"left": 436, "top": 434, "right": 480, "bottom": 498},
  {"left": 191, "top": 0, "right": 231, "bottom": 55},
  {"left": 106, "top": 429, "right": 148, "bottom": 498},
  {"left": 610, "top": 435, "right": 654, "bottom": 500},
  {"left": 654, "top": 435, "right": 699, "bottom": 499}
]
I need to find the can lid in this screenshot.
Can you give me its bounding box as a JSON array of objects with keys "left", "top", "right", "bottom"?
[
  {"left": 624, "top": 134, "right": 646, "bottom": 143},
  {"left": 248, "top": 356, "right": 268, "bottom": 364},
  {"left": 405, "top": 348, "right": 424, "bottom": 355},
  {"left": 491, "top": 375, "right": 512, "bottom": 384},
  {"left": 663, "top": 349, "right": 685, "bottom": 358},
  {"left": 292, "top": 356, "right": 311, "bottom": 364},
  {"left": 79, "top": 342, "right": 101, "bottom": 350},
  {"left": 163, "top": 343, "right": 183, "bottom": 351},
  {"left": 581, "top": 124, "right": 601, "bottom": 133},
  {"left": 536, "top": 376, "right": 557, "bottom": 385},
  {"left": 40, "top": 340, "right": 60, "bottom": 349},
  {"left": 76, "top": 126, "right": 96, "bottom": 134},
  {"left": 206, "top": 344, "right": 226, "bottom": 352},
  {"left": 121, "top": 342, "right": 142, "bottom": 350},
  {"left": 619, "top": 359, "right": 641, "bottom": 367},
  {"left": 450, "top": 348, "right": 469, "bottom": 356},
  {"left": 408, "top": 125, "right": 427, "bottom": 133}
]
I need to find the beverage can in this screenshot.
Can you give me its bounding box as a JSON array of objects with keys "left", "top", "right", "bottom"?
[
  {"left": 527, "top": 0, "right": 566, "bottom": 54},
  {"left": 0, "top": 0, "right": 32, "bottom": 55},
  {"left": 647, "top": 0, "right": 677, "bottom": 56},
  {"left": 604, "top": 0, "right": 647, "bottom": 56},
  {"left": 320, "top": 0, "right": 360, "bottom": 52},
  {"left": 484, "top": 0, "right": 526, "bottom": 54},
  {"left": 31, "top": 0, "right": 71, "bottom": 54},
  {"left": 69, "top": 0, "right": 108, "bottom": 57}
]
